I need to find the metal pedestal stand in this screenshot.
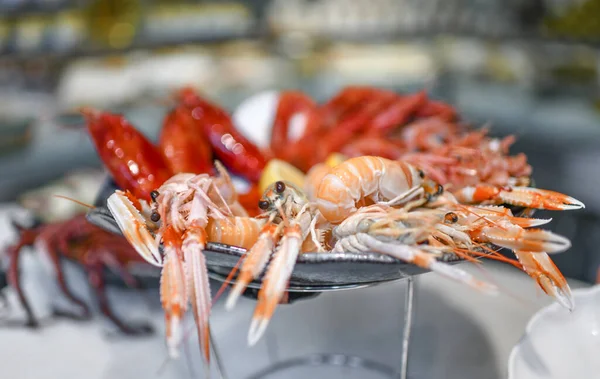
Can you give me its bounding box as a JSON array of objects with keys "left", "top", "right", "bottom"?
[{"left": 207, "top": 275, "right": 418, "bottom": 379}]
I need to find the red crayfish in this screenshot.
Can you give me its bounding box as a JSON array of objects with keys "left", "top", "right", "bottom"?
[
  {"left": 268, "top": 86, "right": 459, "bottom": 172},
  {"left": 4, "top": 214, "right": 154, "bottom": 335},
  {"left": 83, "top": 87, "right": 266, "bottom": 215},
  {"left": 83, "top": 85, "right": 460, "bottom": 202}
]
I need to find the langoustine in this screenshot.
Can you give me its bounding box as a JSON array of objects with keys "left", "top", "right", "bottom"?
[
  {"left": 83, "top": 103, "right": 266, "bottom": 372},
  {"left": 105, "top": 171, "right": 261, "bottom": 369}
]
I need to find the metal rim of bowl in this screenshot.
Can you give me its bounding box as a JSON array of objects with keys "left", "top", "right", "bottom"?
[{"left": 246, "top": 353, "right": 399, "bottom": 379}]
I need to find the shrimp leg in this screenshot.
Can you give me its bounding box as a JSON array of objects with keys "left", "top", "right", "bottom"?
[
  {"left": 7, "top": 244, "right": 38, "bottom": 327},
  {"left": 84, "top": 258, "right": 154, "bottom": 335},
  {"left": 225, "top": 221, "right": 281, "bottom": 310},
  {"left": 247, "top": 211, "right": 312, "bottom": 346},
  {"left": 333, "top": 233, "right": 498, "bottom": 294}
]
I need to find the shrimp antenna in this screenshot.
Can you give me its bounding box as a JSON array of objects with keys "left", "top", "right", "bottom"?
[
  {"left": 52, "top": 195, "right": 95, "bottom": 209},
  {"left": 209, "top": 181, "right": 234, "bottom": 219},
  {"left": 276, "top": 202, "right": 289, "bottom": 224},
  {"left": 456, "top": 246, "right": 534, "bottom": 308},
  {"left": 213, "top": 253, "right": 246, "bottom": 306},
  {"left": 456, "top": 203, "right": 507, "bottom": 231}
]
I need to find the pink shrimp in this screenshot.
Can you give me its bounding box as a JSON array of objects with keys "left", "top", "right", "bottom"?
[{"left": 315, "top": 156, "right": 442, "bottom": 224}]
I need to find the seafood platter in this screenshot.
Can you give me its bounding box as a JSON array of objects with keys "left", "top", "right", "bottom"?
[{"left": 4, "top": 86, "right": 585, "bottom": 373}]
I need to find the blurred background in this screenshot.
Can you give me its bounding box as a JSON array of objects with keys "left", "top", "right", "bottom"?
[
  {"left": 0, "top": 1, "right": 600, "bottom": 378},
  {"left": 1, "top": 0, "right": 599, "bottom": 282}
]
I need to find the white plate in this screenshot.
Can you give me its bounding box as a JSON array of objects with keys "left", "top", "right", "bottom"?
[
  {"left": 232, "top": 90, "right": 310, "bottom": 150},
  {"left": 508, "top": 285, "right": 600, "bottom": 379}
]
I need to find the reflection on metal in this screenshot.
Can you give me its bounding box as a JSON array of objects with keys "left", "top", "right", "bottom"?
[
  {"left": 400, "top": 276, "right": 415, "bottom": 379},
  {"left": 246, "top": 353, "right": 399, "bottom": 379},
  {"left": 206, "top": 274, "right": 417, "bottom": 379}
]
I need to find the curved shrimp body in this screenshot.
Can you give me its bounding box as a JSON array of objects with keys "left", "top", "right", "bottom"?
[
  {"left": 316, "top": 156, "right": 439, "bottom": 223},
  {"left": 304, "top": 163, "right": 331, "bottom": 202},
  {"left": 206, "top": 217, "right": 264, "bottom": 250}
]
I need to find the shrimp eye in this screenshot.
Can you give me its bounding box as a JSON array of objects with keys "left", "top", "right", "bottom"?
[
  {"left": 418, "top": 170, "right": 425, "bottom": 179},
  {"left": 436, "top": 184, "right": 444, "bottom": 195},
  {"left": 444, "top": 212, "right": 458, "bottom": 224},
  {"left": 274, "top": 181, "right": 286, "bottom": 194},
  {"left": 150, "top": 190, "right": 159, "bottom": 201},
  {"left": 258, "top": 200, "right": 270, "bottom": 210},
  {"left": 150, "top": 212, "right": 161, "bottom": 222}
]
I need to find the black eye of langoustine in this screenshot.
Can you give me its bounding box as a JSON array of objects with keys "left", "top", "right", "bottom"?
[
  {"left": 150, "top": 212, "right": 161, "bottom": 222},
  {"left": 444, "top": 212, "right": 458, "bottom": 224},
  {"left": 275, "top": 181, "right": 286, "bottom": 193},
  {"left": 258, "top": 200, "right": 270, "bottom": 210},
  {"left": 150, "top": 190, "right": 160, "bottom": 201},
  {"left": 418, "top": 170, "right": 425, "bottom": 179}
]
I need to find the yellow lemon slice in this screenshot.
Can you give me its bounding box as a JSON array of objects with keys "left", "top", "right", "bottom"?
[
  {"left": 325, "top": 153, "right": 348, "bottom": 168},
  {"left": 259, "top": 159, "right": 305, "bottom": 194}
]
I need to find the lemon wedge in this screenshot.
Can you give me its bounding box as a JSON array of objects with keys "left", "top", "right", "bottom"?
[
  {"left": 259, "top": 159, "right": 306, "bottom": 194},
  {"left": 325, "top": 153, "right": 348, "bottom": 168}
]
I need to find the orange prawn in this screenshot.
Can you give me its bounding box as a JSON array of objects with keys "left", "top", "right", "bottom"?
[{"left": 315, "top": 156, "right": 442, "bottom": 223}]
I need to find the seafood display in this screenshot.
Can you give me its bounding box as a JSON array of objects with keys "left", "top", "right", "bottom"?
[
  {"left": 82, "top": 86, "right": 585, "bottom": 374},
  {"left": 3, "top": 214, "right": 153, "bottom": 335}
]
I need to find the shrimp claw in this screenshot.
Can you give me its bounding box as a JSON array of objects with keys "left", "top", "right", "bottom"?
[
  {"left": 515, "top": 250, "right": 574, "bottom": 310},
  {"left": 333, "top": 233, "right": 498, "bottom": 295},
  {"left": 225, "top": 222, "right": 281, "bottom": 310},
  {"left": 474, "top": 226, "right": 571, "bottom": 254},
  {"left": 107, "top": 190, "right": 161, "bottom": 266},
  {"left": 160, "top": 231, "right": 187, "bottom": 358},
  {"left": 454, "top": 185, "right": 585, "bottom": 211},
  {"left": 249, "top": 222, "right": 304, "bottom": 346}
]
